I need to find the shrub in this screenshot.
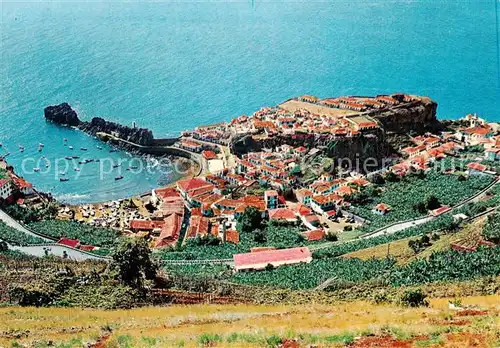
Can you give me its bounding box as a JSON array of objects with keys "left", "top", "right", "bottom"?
[
  {"left": 197, "top": 333, "right": 223, "bottom": 346},
  {"left": 400, "top": 288, "right": 428, "bottom": 307},
  {"left": 266, "top": 335, "right": 283, "bottom": 347}
]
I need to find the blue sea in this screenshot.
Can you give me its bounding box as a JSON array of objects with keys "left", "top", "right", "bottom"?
[{"left": 1, "top": 0, "right": 499, "bottom": 204}]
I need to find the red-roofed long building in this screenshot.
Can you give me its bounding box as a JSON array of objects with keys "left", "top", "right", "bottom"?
[{"left": 233, "top": 247, "right": 312, "bottom": 271}]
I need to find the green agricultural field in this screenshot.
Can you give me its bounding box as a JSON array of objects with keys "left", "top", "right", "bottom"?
[
  {"left": 28, "top": 220, "right": 120, "bottom": 248},
  {"left": 0, "top": 221, "right": 45, "bottom": 246},
  {"left": 350, "top": 171, "right": 493, "bottom": 233},
  {"left": 232, "top": 246, "right": 500, "bottom": 290}
]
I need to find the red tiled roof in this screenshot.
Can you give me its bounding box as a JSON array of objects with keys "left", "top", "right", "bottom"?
[
  {"left": 177, "top": 178, "right": 214, "bottom": 194},
  {"left": 268, "top": 208, "right": 296, "bottom": 221},
  {"left": 202, "top": 150, "right": 218, "bottom": 160},
  {"left": 467, "top": 162, "right": 487, "bottom": 172},
  {"left": 0, "top": 179, "right": 9, "bottom": 187},
  {"left": 431, "top": 205, "right": 451, "bottom": 216},
  {"left": 154, "top": 187, "right": 180, "bottom": 199},
  {"left": 130, "top": 220, "right": 165, "bottom": 231},
  {"left": 234, "top": 247, "right": 312, "bottom": 270},
  {"left": 226, "top": 230, "right": 239, "bottom": 244},
  {"left": 375, "top": 203, "right": 391, "bottom": 212},
  {"left": 57, "top": 238, "right": 80, "bottom": 248},
  {"left": 461, "top": 126, "right": 492, "bottom": 135},
  {"left": 13, "top": 177, "right": 32, "bottom": 190},
  {"left": 79, "top": 245, "right": 96, "bottom": 251},
  {"left": 302, "top": 229, "right": 325, "bottom": 241}
]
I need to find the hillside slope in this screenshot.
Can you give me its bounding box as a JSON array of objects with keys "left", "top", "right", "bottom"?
[{"left": 1, "top": 295, "right": 499, "bottom": 347}]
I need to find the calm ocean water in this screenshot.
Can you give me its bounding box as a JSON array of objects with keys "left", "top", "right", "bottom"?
[{"left": 1, "top": 0, "right": 499, "bottom": 204}]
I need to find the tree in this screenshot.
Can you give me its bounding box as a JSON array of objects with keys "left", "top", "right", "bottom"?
[
  {"left": 238, "top": 207, "right": 264, "bottom": 233},
  {"left": 425, "top": 195, "right": 441, "bottom": 211},
  {"left": 369, "top": 173, "right": 385, "bottom": 185},
  {"left": 0, "top": 240, "right": 7, "bottom": 252},
  {"left": 108, "top": 237, "right": 158, "bottom": 290},
  {"left": 254, "top": 229, "right": 267, "bottom": 243},
  {"left": 413, "top": 202, "right": 427, "bottom": 214},
  {"left": 385, "top": 171, "right": 399, "bottom": 182}
]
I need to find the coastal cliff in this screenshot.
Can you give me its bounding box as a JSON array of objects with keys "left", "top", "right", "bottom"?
[
  {"left": 369, "top": 97, "right": 440, "bottom": 134},
  {"left": 231, "top": 131, "right": 390, "bottom": 167}
]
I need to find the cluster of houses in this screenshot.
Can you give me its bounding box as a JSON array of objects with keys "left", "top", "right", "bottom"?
[
  {"left": 123, "top": 108, "right": 499, "bottom": 270},
  {"left": 392, "top": 114, "right": 500, "bottom": 177},
  {"left": 179, "top": 95, "right": 410, "bottom": 147}
]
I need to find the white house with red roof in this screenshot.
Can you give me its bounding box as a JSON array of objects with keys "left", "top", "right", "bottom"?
[
  {"left": 176, "top": 177, "right": 215, "bottom": 207},
  {"left": 456, "top": 126, "right": 494, "bottom": 145},
  {"left": 466, "top": 162, "right": 489, "bottom": 176},
  {"left": 373, "top": 203, "right": 391, "bottom": 215}
]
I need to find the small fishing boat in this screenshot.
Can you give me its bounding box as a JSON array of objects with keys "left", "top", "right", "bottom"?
[
  {"left": 65, "top": 156, "right": 73, "bottom": 160},
  {"left": 109, "top": 149, "right": 117, "bottom": 153},
  {"left": 45, "top": 164, "right": 50, "bottom": 168},
  {"left": 63, "top": 138, "right": 68, "bottom": 142},
  {"left": 0, "top": 143, "right": 2, "bottom": 147},
  {"left": 97, "top": 146, "right": 103, "bottom": 150},
  {"left": 80, "top": 147, "right": 88, "bottom": 151},
  {"left": 95, "top": 159, "right": 101, "bottom": 162},
  {"left": 34, "top": 168, "right": 40, "bottom": 172},
  {"left": 72, "top": 156, "right": 80, "bottom": 159},
  {"left": 59, "top": 171, "right": 66, "bottom": 175},
  {"left": 39, "top": 143, "right": 44, "bottom": 148},
  {"left": 60, "top": 177, "right": 69, "bottom": 182},
  {"left": 115, "top": 176, "right": 124, "bottom": 181},
  {"left": 19, "top": 145, "right": 24, "bottom": 153},
  {"left": 74, "top": 167, "right": 80, "bottom": 171},
  {"left": 79, "top": 161, "right": 86, "bottom": 165},
  {"left": 112, "top": 164, "right": 121, "bottom": 168},
  {"left": 129, "top": 165, "right": 139, "bottom": 170},
  {"left": 68, "top": 146, "right": 74, "bottom": 150}
]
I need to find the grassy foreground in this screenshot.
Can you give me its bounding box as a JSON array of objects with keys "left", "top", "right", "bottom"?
[{"left": 1, "top": 295, "right": 499, "bottom": 347}]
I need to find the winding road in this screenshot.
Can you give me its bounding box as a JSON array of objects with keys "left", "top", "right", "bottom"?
[{"left": 0, "top": 208, "right": 110, "bottom": 261}]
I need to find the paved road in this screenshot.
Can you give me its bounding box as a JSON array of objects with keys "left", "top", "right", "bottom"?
[{"left": 7, "top": 243, "right": 109, "bottom": 261}]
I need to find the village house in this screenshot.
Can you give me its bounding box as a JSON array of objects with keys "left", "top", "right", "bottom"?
[
  {"left": 373, "top": 203, "right": 391, "bottom": 215},
  {"left": 268, "top": 208, "right": 297, "bottom": 223},
  {"left": 264, "top": 190, "right": 279, "bottom": 209},
  {"left": 295, "top": 188, "right": 313, "bottom": 206},
  {"left": 456, "top": 126, "right": 494, "bottom": 145},
  {"left": 0, "top": 179, "right": 13, "bottom": 200},
  {"left": 178, "top": 140, "right": 204, "bottom": 153},
  {"left": 466, "top": 162, "right": 489, "bottom": 176},
  {"left": 310, "top": 193, "right": 343, "bottom": 214},
  {"left": 485, "top": 148, "right": 500, "bottom": 161},
  {"left": 233, "top": 247, "right": 312, "bottom": 272},
  {"left": 176, "top": 178, "right": 215, "bottom": 207},
  {"left": 301, "top": 229, "right": 326, "bottom": 242},
  {"left": 12, "top": 177, "right": 34, "bottom": 196},
  {"left": 430, "top": 205, "right": 452, "bottom": 217}
]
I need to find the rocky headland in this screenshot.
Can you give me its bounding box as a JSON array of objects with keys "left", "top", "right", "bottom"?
[{"left": 44, "top": 103, "right": 157, "bottom": 147}]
